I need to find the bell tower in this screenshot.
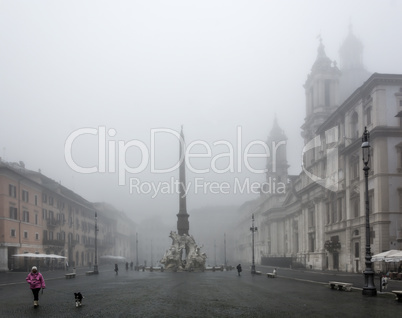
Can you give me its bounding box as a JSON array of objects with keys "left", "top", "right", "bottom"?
[
  {"left": 338, "top": 25, "right": 370, "bottom": 103},
  {"left": 266, "top": 116, "right": 288, "bottom": 185},
  {"left": 301, "top": 37, "right": 341, "bottom": 145}
]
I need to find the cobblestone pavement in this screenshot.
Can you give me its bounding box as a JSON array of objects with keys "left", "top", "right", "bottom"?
[{"left": 1, "top": 266, "right": 401, "bottom": 317}]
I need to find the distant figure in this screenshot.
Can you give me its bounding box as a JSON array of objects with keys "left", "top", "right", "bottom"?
[
  {"left": 236, "top": 264, "right": 242, "bottom": 276},
  {"left": 130, "top": 261, "right": 134, "bottom": 270},
  {"left": 126, "top": 262, "right": 129, "bottom": 271},
  {"left": 26, "top": 266, "right": 46, "bottom": 308},
  {"left": 65, "top": 261, "right": 69, "bottom": 271},
  {"left": 114, "top": 263, "right": 119, "bottom": 275},
  {"left": 382, "top": 275, "right": 389, "bottom": 291}
]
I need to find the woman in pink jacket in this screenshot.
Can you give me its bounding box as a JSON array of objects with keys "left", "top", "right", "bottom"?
[{"left": 26, "top": 266, "right": 46, "bottom": 308}]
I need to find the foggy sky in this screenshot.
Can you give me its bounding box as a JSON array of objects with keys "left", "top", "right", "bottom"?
[{"left": 1, "top": 0, "right": 401, "bottom": 224}]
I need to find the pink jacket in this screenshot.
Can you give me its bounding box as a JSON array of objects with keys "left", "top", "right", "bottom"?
[{"left": 26, "top": 272, "right": 46, "bottom": 289}]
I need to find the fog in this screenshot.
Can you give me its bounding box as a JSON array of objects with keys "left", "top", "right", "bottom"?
[{"left": 1, "top": 0, "right": 401, "bottom": 233}]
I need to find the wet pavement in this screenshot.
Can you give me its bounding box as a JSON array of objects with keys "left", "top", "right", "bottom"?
[{"left": 0, "top": 265, "right": 401, "bottom": 317}]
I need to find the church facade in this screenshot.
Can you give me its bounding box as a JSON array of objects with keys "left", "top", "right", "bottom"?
[{"left": 235, "top": 29, "right": 402, "bottom": 272}]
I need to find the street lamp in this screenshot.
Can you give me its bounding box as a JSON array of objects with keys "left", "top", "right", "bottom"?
[
  {"left": 250, "top": 214, "right": 258, "bottom": 274},
  {"left": 93, "top": 211, "right": 99, "bottom": 274},
  {"left": 214, "top": 240, "right": 217, "bottom": 267},
  {"left": 135, "top": 233, "right": 139, "bottom": 270},
  {"left": 361, "top": 127, "right": 376, "bottom": 296},
  {"left": 224, "top": 233, "right": 227, "bottom": 269}
]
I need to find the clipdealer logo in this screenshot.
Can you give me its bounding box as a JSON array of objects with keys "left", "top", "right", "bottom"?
[
  {"left": 301, "top": 126, "right": 340, "bottom": 191},
  {"left": 64, "top": 126, "right": 288, "bottom": 196}
]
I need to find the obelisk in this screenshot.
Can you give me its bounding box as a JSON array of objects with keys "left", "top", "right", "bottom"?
[{"left": 177, "top": 126, "right": 189, "bottom": 236}]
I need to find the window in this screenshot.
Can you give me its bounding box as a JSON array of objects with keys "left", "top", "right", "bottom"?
[
  {"left": 43, "top": 230, "right": 48, "bottom": 240},
  {"left": 11, "top": 229, "right": 16, "bottom": 237},
  {"left": 337, "top": 197, "right": 343, "bottom": 221},
  {"left": 9, "top": 207, "right": 17, "bottom": 220},
  {"left": 22, "top": 190, "right": 29, "bottom": 202},
  {"left": 42, "top": 193, "right": 47, "bottom": 203},
  {"left": 23, "top": 231, "right": 28, "bottom": 239},
  {"left": 9, "top": 184, "right": 16, "bottom": 198},
  {"left": 35, "top": 214, "right": 38, "bottom": 225},
  {"left": 57, "top": 200, "right": 65, "bottom": 210},
  {"left": 369, "top": 190, "right": 374, "bottom": 214},
  {"left": 351, "top": 112, "right": 359, "bottom": 139},
  {"left": 49, "top": 196, "right": 54, "bottom": 206},
  {"left": 35, "top": 233, "right": 39, "bottom": 240},
  {"left": 326, "top": 203, "right": 331, "bottom": 224},
  {"left": 399, "top": 189, "right": 402, "bottom": 213},
  {"left": 396, "top": 143, "right": 402, "bottom": 173},
  {"left": 308, "top": 207, "right": 315, "bottom": 227},
  {"left": 354, "top": 242, "right": 360, "bottom": 258},
  {"left": 48, "top": 231, "right": 54, "bottom": 240},
  {"left": 351, "top": 197, "right": 360, "bottom": 218},
  {"left": 23, "top": 210, "right": 29, "bottom": 223},
  {"left": 366, "top": 106, "right": 372, "bottom": 125},
  {"left": 350, "top": 154, "right": 360, "bottom": 181},
  {"left": 34, "top": 195, "right": 38, "bottom": 206},
  {"left": 42, "top": 209, "right": 47, "bottom": 220},
  {"left": 331, "top": 196, "right": 337, "bottom": 223},
  {"left": 309, "top": 233, "right": 315, "bottom": 252}
]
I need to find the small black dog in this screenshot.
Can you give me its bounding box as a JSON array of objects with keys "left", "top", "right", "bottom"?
[{"left": 74, "top": 292, "right": 84, "bottom": 307}]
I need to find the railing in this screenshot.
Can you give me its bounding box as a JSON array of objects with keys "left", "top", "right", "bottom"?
[
  {"left": 43, "top": 239, "right": 65, "bottom": 246},
  {"left": 46, "top": 219, "right": 61, "bottom": 227}
]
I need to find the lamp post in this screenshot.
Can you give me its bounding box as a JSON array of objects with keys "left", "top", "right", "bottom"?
[
  {"left": 93, "top": 211, "right": 99, "bottom": 274},
  {"left": 224, "top": 233, "right": 227, "bottom": 269},
  {"left": 361, "top": 127, "right": 376, "bottom": 296},
  {"left": 135, "top": 233, "right": 139, "bottom": 270},
  {"left": 214, "top": 240, "right": 217, "bottom": 267},
  {"left": 250, "top": 214, "right": 258, "bottom": 274}
]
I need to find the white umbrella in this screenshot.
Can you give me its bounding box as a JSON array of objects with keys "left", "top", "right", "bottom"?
[
  {"left": 371, "top": 250, "right": 402, "bottom": 262},
  {"left": 13, "top": 253, "right": 66, "bottom": 259},
  {"left": 46, "top": 254, "right": 67, "bottom": 259},
  {"left": 384, "top": 251, "right": 402, "bottom": 263},
  {"left": 12, "top": 253, "right": 45, "bottom": 258}
]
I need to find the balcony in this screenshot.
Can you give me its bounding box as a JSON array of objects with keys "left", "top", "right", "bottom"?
[
  {"left": 68, "top": 239, "right": 78, "bottom": 247},
  {"left": 46, "top": 219, "right": 61, "bottom": 228},
  {"left": 43, "top": 239, "right": 65, "bottom": 247}
]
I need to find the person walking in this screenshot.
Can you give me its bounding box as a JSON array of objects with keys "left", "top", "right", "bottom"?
[
  {"left": 115, "top": 263, "right": 119, "bottom": 275},
  {"left": 236, "top": 264, "right": 242, "bottom": 276},
  {"left": 26, "top": 266, "right": 46, "bottom": 308}
]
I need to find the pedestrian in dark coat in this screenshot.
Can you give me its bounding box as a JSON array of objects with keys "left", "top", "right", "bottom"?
[
  {"left": 26, "top": 266, "right": 46, "bottom": 308},
  {"left": 115, "top": 263, "right": 119, "bottom": 275},
  {"left": 236, "top": 264, "right": 242, "bottom": 276}
]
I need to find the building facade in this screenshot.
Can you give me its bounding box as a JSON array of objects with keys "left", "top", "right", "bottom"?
[
  {"left": 0, "top": 161, "right": 136, "bottom": 271},
  {"left": 235, "top": 33, "right": 402, "bottom": 272}
]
